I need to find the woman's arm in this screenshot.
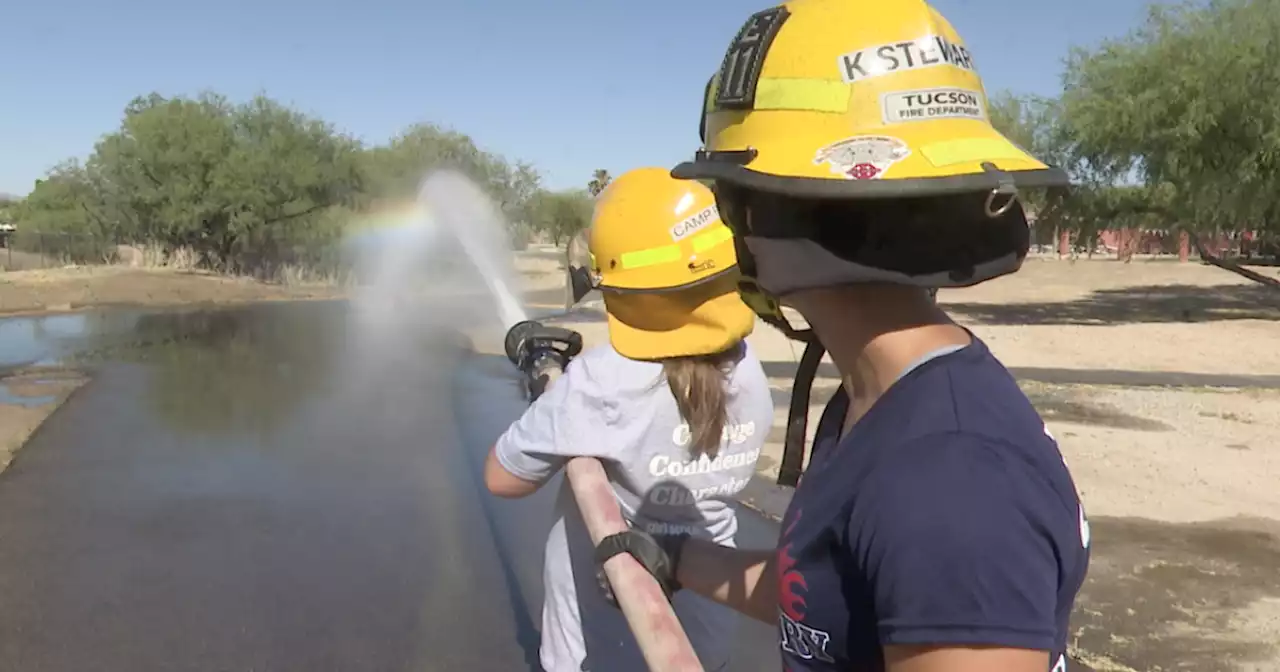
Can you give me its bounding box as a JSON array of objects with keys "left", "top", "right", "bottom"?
[
  {"left": 674, "top": 538, "right": 777, "bottom": 624},
  {"left": 858, "top": 433, "right": 1080, "bottom": 672},
  {"left": 883, "top": 645, "right": 1049, "bottom": 672}
]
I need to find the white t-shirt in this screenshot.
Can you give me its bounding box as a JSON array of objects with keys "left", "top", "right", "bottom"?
[{"left": 495, "top": 341, "right": 773, "bottom": 672}]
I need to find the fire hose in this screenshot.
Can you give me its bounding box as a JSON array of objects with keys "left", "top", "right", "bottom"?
[{"left": 503, "top": 320, "right": 705, "bottom": 671}]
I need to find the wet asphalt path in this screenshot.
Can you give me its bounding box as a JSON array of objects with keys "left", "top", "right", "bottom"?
[{"left": 0, "top": 302, "right": 781, "bottom": 671}]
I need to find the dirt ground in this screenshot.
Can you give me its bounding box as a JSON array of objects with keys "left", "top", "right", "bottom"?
[
  {"left": 6, "top": 252, "right": 1280, "bottom": 671},
  {"left": 944, "top": 256, "right": 1280, "bottom": 375},
  {"left": 0, "top": 266, "right": 341, "bottom": 316}
]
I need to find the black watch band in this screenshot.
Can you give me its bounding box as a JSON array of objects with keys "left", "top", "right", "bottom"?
[
  {"left": 594, "top": 530, "right": 685, "bottom": 600},
  {"left": 594, "top": 531, "right": 632, "bottom": 565}
]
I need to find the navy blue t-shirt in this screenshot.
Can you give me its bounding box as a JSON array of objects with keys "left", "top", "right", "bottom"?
[{"left": 776, "top": 338, "right": 1090, "bottom": 671}]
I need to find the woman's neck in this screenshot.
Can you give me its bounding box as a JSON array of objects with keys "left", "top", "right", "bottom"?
[
  {"left": 833, "top": 322, "right": 969, "bottom": 433},
  {"left": 786, "top": 284, "right": 970, "bottom": 435}
]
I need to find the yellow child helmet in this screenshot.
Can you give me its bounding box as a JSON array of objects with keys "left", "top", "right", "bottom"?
[
  {"left": 588, "top": 167, "right": 755, "bottom": 360},
  {"left": 675, "top": 0, "right": 1068, "bottom": 197}
]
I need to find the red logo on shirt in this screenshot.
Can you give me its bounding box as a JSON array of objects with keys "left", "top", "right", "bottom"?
[
  {"left": 778, "top": 509, "right": 808, "bottom": 621},
  {"left": 777, "top": 507, "right": 835, "bottom": 663}
]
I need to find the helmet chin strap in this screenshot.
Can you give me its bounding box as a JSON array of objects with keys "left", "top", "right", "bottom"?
[
  {"left": 777, "top": 339, "right": 825, "bottom": 487},
  {"left": 733, "top": 236, "right": 826, "bottom": 489}
]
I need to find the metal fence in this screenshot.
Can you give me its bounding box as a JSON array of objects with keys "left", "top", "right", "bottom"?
[{"left": 0, "top": 231, "right": 124, "bottom": 271}]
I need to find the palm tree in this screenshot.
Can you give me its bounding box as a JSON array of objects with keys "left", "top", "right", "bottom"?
[{"left": 587, "top": 169, "right": 612, "bottom": 198}]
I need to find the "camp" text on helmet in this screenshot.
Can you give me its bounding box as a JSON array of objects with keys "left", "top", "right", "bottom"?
[{"left": 670, "top": 204, "right": 720, "bottom": 242}]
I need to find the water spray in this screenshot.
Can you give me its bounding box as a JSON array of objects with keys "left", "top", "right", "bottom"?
[{"left": 416, "top": 171, "right": 527, "bottom": 329}]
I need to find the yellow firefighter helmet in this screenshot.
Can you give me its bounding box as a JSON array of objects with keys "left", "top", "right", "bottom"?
[
  {"left": 670, "top": 0, "right": 1071, "bottom": 487},
  {"left": 674, "top": 0, "right": 1067, "bottom": 197},
  {"left": 588, "top": 167, "right": 755, "bottom": 359}
]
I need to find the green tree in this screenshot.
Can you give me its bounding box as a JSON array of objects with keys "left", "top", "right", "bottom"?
[
  {"left": 19, "top": 161, "right": 100, "bottom": 235},
  {"left": 11, "top": 161, "right": 118, "bottom": 262},
  {"left": 0, "top": 195, "right": 16, "bottom": 224},
  {"left": 19, "top": 92, "right": 366, "bottom": 274},
  {"left": 362, "top": 123, "right": 543, "bottom": 245},
  {"left": 530, "top": 189, "right": 593, "bottom": 246},
  {"left": 1059, "top": 0, "right": 1280, "bottom": 235},
  {"left": 497, "top": 161, "right": 543, "bottom": 249},
  {"left": 13, "top": 89, "right": 567, "bottom": 278}
]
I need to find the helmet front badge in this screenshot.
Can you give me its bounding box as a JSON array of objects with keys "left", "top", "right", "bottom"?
[{"left": 813, "top": 136, "right": 912, "bottom": 181}]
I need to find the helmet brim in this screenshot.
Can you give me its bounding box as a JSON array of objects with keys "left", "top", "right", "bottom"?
[{"left": 673, "top": 155, "right": 1069, "bottom": 201}]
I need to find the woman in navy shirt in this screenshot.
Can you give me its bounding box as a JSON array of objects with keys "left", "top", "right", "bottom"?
[{"left": 593, "top": 1, "right": 1092, "bottom": 670}]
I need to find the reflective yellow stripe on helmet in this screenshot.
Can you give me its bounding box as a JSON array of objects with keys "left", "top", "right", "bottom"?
[
  {"left": 920, "top": 138, "right": 1031, "bottom": 167},
  {"left": 692, "top": 226, "right": 734, "bottom": 252},
  {"left": 620, "top": 245, "right": 681, "bottom": 269},
  {"left": 706, "top": 75, "right": 850, "bottom": 114},
  {"left": 756, "top": 78, "right": 850, "bottom": 113},
  {"left": 609, "top": 226, "right": 735, "bottom": 270}
]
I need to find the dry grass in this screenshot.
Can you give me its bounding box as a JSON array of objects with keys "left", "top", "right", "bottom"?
[
  {"left": 273, "top": 262, "right": 350, "bottom": 288},
  {"left": 3, "top": 242, "right": 351, "bottom": 287},
  {"left": 136, "top": 244, "right": 200, "bottom": 270},
  {"left": 0, "top": 267, "right": 340, "bottom": 316},
  {"left": 0, "top": 239, "right": 574, "bottom": 317}
]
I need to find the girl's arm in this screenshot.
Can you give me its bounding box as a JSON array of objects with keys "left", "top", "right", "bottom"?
[
  {"left": 483, "top": 352, "right": 616, "bottom": 499},
  {"left": 484, "top": 447, "right": 543, "bottom": 498}
]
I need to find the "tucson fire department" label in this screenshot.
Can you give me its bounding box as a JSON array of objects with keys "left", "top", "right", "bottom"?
[{"left": 881, "top": 88, "right": 986, "bottom": 124}]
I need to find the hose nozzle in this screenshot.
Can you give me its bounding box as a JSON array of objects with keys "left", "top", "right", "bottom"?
[{"left": 502, "top": 319, "right": 585, "bottom": 400}]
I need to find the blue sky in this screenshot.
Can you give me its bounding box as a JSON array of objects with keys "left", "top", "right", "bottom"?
[{"left": 0, "top": 0, "right": 1154, "bottom": 197}]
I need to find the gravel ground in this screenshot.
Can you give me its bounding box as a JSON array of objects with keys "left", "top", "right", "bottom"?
[
  {"left": 1032, "top": 381, "right": 1280, "bottom": 672},
  {"left": 942, "top": 257, "right": 1280, "bottom": 376},
  {"left": 1034, "top": 382, "right": 1280, "bottom": 523}
]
